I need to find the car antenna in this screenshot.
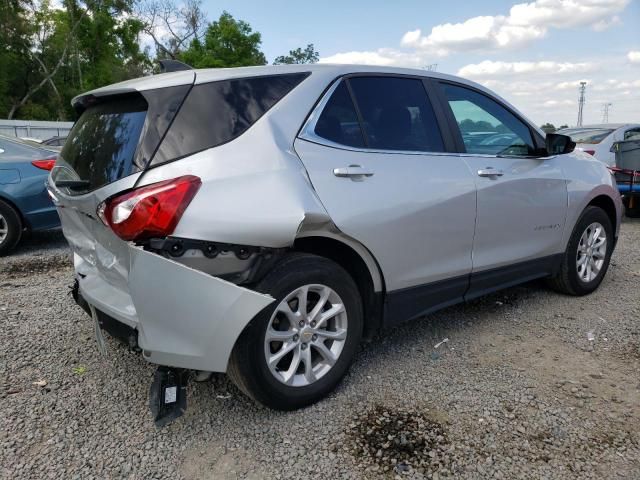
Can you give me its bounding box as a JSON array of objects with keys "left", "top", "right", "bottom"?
[{"left": 158, "top": 59, "right": 193, "bottom": 73}]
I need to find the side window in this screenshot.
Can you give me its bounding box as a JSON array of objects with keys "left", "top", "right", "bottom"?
[
  {"left": 152, "top": 73, "right": 309, "bottom": 166},
  {"left": 624, "top": 128, "right": 640, "bottom": 141},
  {"left": 348, "top": 77, "right": 445, "bottom": 152},
  {"left": 441, "top": 83, "right": 535, "bottom": 156},
  {"left": 314, "top": 81, "right": 365, "bottom": 148}
]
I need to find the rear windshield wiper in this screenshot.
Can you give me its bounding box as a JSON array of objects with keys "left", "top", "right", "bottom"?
[{"left": 55, "top": 179, "right": 91, "bottom": 190}]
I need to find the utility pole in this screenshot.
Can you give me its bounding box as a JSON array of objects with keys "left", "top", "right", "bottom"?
[
  {"left": 577, "top": 82, "right": 586, "bottom": 127},
  {"left": 601, "top": 103, "right": 612, "bottom": 123}
]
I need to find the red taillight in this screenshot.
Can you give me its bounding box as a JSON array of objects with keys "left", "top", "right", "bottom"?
[
  {"left": 98, "top": 175, "right": 201, "bottom": 241},
  {"left": 31, "top": 158, "right": 56, "bottom": 171},
  {"left": 583, "top": 150, "right": 596, "bottom": 156}
]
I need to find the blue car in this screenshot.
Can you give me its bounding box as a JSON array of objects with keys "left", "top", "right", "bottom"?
[{"left": 0, "top": 135, "right": 60, "bottom": 255}]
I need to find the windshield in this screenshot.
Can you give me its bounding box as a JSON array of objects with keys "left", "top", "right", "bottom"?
[
  {"left": 54, "top": 95, "right": 147, "bottom": 194},
  {"left": 560, "top": 128, "right": 614, "bottom": 144}
]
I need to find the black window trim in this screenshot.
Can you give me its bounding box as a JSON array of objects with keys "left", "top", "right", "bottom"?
[
  {"left": 298, "top": 72, "right": 457, "bottom": 155},
  {"left": 432, "top": 79, "right": 547, "bottom": 158}
]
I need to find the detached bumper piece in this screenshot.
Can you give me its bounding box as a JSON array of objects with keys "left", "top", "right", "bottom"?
[
  {"left": 149, "top": 367, "right": 189, "bottom": 427},
  {"left": 71, "top": 279, "right": 140, "bottom": 351}
]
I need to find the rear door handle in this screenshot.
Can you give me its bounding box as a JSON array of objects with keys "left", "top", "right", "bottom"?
[
  {"left": 333, "top": 165, "right": 375, "bottom": 178},
  {"left": 477, "top": 168, "right": 504, "bottom": 177}
]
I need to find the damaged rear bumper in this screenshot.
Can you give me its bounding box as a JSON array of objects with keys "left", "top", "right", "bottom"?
[{"left": 74, "top": 245, "right": 274, "bottom": 372}]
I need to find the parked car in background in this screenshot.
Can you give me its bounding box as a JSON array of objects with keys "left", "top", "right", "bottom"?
[
  {"left": 19, "top": 137, "right": 43, "bottom": 144},
  {"left": 42, "top": 136, "right": 67, "bottom": 148},
  {"left": 0, "top": 135, "right": 60, "bottom": 255},
  {"left": 558, "top": 124, "right": 640, "bottom": 165},
  {"left": 48, "top": 65, "right": 621, "bottom": 423}
]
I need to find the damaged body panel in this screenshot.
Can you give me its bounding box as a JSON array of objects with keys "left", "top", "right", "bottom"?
[{"left": 50, "top": 64, "right": 621, "bottom": 422}]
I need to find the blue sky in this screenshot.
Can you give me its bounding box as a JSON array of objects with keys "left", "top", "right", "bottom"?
[{"left": 201, "top": 0, "right": 640, "bottom": 126}]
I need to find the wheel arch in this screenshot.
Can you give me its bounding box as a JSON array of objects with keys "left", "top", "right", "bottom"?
[
  {"left": 293, "top": 232, "right": 385, "bottom": 340},
  {"left": 0, "top": 193, "right": 26, "bottom": 230},
  {"left": 587, "top": 194, "right": 618, "bottom": 234}
]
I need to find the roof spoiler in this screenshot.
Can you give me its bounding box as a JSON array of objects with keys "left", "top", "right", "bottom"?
[{"left": 158, "top": 59, "right": 193, "bottom": 73}]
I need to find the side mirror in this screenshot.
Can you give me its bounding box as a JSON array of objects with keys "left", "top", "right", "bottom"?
[{"left": 546, "top": 133, "right": 575, "bottom": 155}]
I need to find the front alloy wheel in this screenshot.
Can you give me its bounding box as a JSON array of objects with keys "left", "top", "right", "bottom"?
[
  {"left": 547, "top": 206, "right": 613, "bottom": 296},
  {"left": 576, "top": 222, "right": 607, "bottom": 283}
]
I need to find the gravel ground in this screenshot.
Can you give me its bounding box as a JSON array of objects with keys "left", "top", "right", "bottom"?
[{"left": 1, "top": 221, "right": 639, "bottom": 479}]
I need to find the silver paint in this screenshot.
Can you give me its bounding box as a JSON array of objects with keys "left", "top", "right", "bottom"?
[{"left": 53, "top": 64, "right": 622, "bottom": 374}]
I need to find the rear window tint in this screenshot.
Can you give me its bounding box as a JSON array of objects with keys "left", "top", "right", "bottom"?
[
  {"left": 151, "top": 73, "right": 309, "bottom": 166},
  {"left": 349, "top": 76, "right": 445, "bottom": 152},
  {"left": 55, "top": 95, "right": 147, "bottom": 193},
  {"left": 314, "top": 81, "right": 365, "bottom": 148}
]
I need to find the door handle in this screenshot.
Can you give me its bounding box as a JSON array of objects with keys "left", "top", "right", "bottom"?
[
  {"left": 477, "top": 168, "right": 504, "bottom": 177},
  {"left": 333, "top": 165, "right": 375, "bottom": 178}
]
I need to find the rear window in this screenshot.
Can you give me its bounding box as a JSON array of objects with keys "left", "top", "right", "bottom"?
[
  {"left": 56, "top": 95, "right": 147, "bottom": 193},
  {"left": 561, "top": 128, "right": 614, "bottom": 144},
  {"left": 151, "top": 73, "right": 309, "bottom": 166}
]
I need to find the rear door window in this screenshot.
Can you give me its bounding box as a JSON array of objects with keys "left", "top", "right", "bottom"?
[
  {"left": 441, "top": 83, "right": 536, "bottom": 156},
  {"left": 348, "top": 76, "right": 445, "bottom": 152},
  {"left": 313, "top": 81, "right": 365, "bottom": 148}
]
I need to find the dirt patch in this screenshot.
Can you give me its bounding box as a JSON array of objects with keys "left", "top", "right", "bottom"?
[
  {"left": 1, "top": 254, "right": 72, "bottom": 276},
  {"left": 346, "top": 405, "right": 451, "bottom": 476}
]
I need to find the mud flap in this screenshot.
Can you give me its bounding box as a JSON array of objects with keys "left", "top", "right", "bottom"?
[{"left": 149, "top": 367, "right": 190, "bottom": 427}]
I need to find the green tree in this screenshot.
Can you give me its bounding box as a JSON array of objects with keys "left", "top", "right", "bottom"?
[
  {"left": 273, "top": 43, "right": 319, "bottom": 65},
  {"left": 540, "top": 122, "right": 556, "bottom": 133},
  {"left": 3, "top": 0, "right": 151, "bottom": 120},
  {"left": 180, "top": 11, "right": 266, "bottom": 68},
  {"left": 0, "top": 0, "right": 35, "bottom": 117}
]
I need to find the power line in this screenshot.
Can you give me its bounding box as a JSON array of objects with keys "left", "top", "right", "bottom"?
[
  {"left": 577, "top": 82, "right": 587, "bottom": 127},
  {"left": 601, "top": 103, "right": 612, "bottom": 123}
]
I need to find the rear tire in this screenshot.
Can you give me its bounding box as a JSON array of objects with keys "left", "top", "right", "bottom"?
[
  {"left": 0, "top": 199, "right": 22, "bottom": 256},
  {"left": 547, "top": 206, "right": 613, "bottom": 296},
  {"left": 227, "top": 253, "right": 363, "bottom": 410}
]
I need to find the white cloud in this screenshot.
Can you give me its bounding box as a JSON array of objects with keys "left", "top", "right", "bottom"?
[
  {"left": 592, "top": 15, "right": 621, "bottom": 31},
  {"left": 628, "top": 51, "right": 640, "bottom": 63},
  {"left": 399, "top": 0, "right": 629, "bottom": 55},
  {"left": 458, "top": 60, "right": 596, "bottom": 77},
  {"left": 321, "top": 0, "right": 630, "bottom": 65},
  {"left": 319, "top": 49, "right": 426, "bottom": 67}
]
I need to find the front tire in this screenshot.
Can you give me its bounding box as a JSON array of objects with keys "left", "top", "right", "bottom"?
[
  {"left": 0, "top": 199, "right": 22, "bottom": 256},
  {"left": 547, "top": 206, "right": 613, "bottom": 295},
  {"left": 227, "top": 253, "right": 363, "bottom": 410}
]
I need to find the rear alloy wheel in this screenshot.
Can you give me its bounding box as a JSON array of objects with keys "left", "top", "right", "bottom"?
[
  {"left": 228, "top": 253, "right": 362, "bottom": 410},
  {"left": 264, "top": 284, "right": 348, "bottom": 387},
  {"left": 547, "top": 206, "right": 613, "bottom": 295},
  {"left": 0, "top": 200, "right": 22, "bottom": 256}
]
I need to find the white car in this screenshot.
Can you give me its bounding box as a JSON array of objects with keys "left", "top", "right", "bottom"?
[{"left": 559, "top": 124, "right": 640, "bottom": 166}]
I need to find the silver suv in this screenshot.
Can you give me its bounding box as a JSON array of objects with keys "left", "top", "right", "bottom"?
[{"left": 48, "top": 65, "right": 622, "bottom": 423}]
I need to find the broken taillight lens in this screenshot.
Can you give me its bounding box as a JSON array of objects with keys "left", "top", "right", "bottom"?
[
  {"left": 31, "top": 158, "right": 56, "bottom": 171},
  {"left": 98, "top": 175, "right": 201, "bottom": 241}
]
